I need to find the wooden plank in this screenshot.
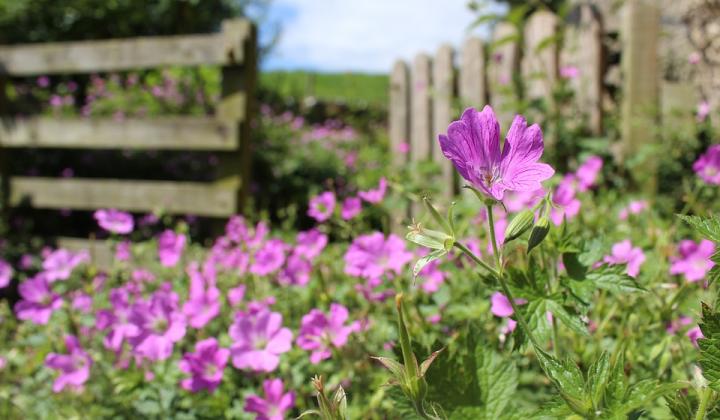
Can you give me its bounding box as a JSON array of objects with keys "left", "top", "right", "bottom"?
[
  {"left": 10, "top": 177, "right": 237, "bottom": 217},
  {"left": 459, "top": 37, "right": 486, "bottom": 108},
  {"left": 0, "top": 19, "right": 250, "bottom": 75},
  {"left": 522, "top": 10, "right": 560, "bottom": 101},
  {"left": 0, "top": 116, "right": 241, "bottom": 150},
  {"left": 410, "top": 53, "right": 433, "bottom": 163},
  {"left": 389, "top": 60, "right": 410, "bottom": 166},
  {"left": 57, "top": 237, "right": 113, "bottom": 269},
  {"left": 488, "top": 22, "right": 520, "bottom": 130},
  {"left": 432, "top": 44, "right": 455, "bottom": 198},
  {"left": 562, "top": 4, "right": 604, "bottom": 134},
  {"left": 620, "top": 0, "right": 660, "bottom": 191},
  {"left": 661, "top": 81, "right": 697, "bottom": 135}
]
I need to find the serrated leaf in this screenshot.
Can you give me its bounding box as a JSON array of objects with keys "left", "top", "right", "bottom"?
[
  {"left": 677, "top": 214, "right": 720, "bottom": 242},
  {"left": 533, "top": 348, "right": 591, "bottom": 416},
  {"left": 604, "top": 352, "right": 626, "bottom": 411},
  {"left": 476, "top": 347, "right": 518, "bottom": 419},
  {"left": 665, "top": 391, "right": 693, "bottom": 420},
  {"left": 613, "top": 380, "right": 684, "bottom": 415},
  {"left": 586, "top": 352, "right": 611, "bottom": 409},
  {"left": 545, "top": 299, "right": 589, "bottom": 336},
  {"left": 587, "top": 265, "right": 646, "bottom": 293},
  {"left": 699, "top": 302, "right": 720, "bottom": 390}
]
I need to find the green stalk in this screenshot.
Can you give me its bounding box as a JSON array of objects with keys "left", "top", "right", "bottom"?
[
  {"left": 695, "top": 387, "right": 712, "bottom": 420},
  {"left": 486, "top": 204, "right": 503, "bottom": 274}
]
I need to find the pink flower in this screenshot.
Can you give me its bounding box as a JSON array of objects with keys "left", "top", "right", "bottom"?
[
  {"left": 71, "top": 292, "right": 93, "bottom": 314},
  {"left": 45, "top": 335, "right": 92, "bottom": 393},
  {"left": 250, "top": 239, "right": 288, "bottom": 276},
  {"left": 503, "top": 188, "right": 545, "bottom": 213},
  {"left": 42, "top": 249, "right": 89, "bottom": 282},
  {"left": 158, "top": 230, "right": 186, "bottom": 267},
  {"left": 15, "top": 275, "right": 63, "bottom": 324},
  {"left": 183, "top": 263, "right": 221, "bottom": 328},
  {"left": 228, "top": 285, "right": 246, "bottom": 307},
  {"left": 296, "top": 303, "right": 359, "bottom": 364},
  {"left": 294, "top": 229, "right": 328, "bottom": 260},
  {"left": 341, "top": 197, "right": 362, "bottom": 220},
  {"left": 560, "top": 66, "right": 580, "bottom": 80},
  {"left": 277, "top": 253, "right": 312, "bottom": 286},
  {"left": 618, "top": 200, "right": 648, "bottom": 220},
  {"left": 689, "top": 51, "right": 701, "bottom": 65},
  {"left": 550, "top": 175, "right": 581, "bottom": 225},
  {"left": 96, "top": 287, "right": 138, "bottom": 352},
  {"left": 397, "top": 142, "right": 410, "bottom": 154},
  {"left": 603, "top": 240, "right": 646, "bottom": 278},
  {"left": 229, "top": 309, "right": 293, "bottom": 372},
  {"left": 244, "top": 379, "right": 295, "bottom": 420},
  {"left": 127, "top": 285, "right": 187, "bottom": 361},
  {"left": 0, "top": 260, "right": 13, "bottom": 288},
  {"left": 344, "top": 232, "right": 413, "bottom": 280},
  {"left": 575, "top": 155, "right": 603, "bottom": 191},
  {"left": 670, "top": 239, "right": 715, "bottom": 282},
  {"left": 693, "top": 144, "right": 720, "bottom": 185},
  {"left": 94, "top": 209, "right": 134, "bottom": 234},
  {"left": 666, "top": 315, "right": 693, "bottom": 335},
  {"left": 307, "top": 191, "right": 336, "bottom": 222},
  {"left": 179, "top": 338, "right": 230, "bottom": 393},
  {"left": 358, "top": 177, "right": 388, "bottom": 204},
  {"left": 490, "top": 292, "right": 527, "bottom": 317},
  {"left": 697, "top": 100, "right": 711, "bottom": 122},
  {"left": 688, "top": 326, "right": 704, "bottom": 347},
  {"left": 438, "top": 106, "right": 554, "bottom": 201},
  {"left": 37, "top": 76, "right": 50, "bottom": 88},
  {"left": 115, "top": 240, "right": 131, "bottom": 262}
]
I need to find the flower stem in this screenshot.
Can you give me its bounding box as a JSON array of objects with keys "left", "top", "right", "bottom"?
[
  {"left": 695, "top": 386, "right": 712, "bottom": 420},
  {"left": 453, "top": 241, "right": 499, "bottom": 278},
  {"left": 486, "top": 204, "right": 503, "bottom": 274}
]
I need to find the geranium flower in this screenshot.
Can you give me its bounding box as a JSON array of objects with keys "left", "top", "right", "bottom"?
[
  {"left": 296, "top": 303, "right": 359, "bottom": 364},
  {"left": 438, "top": 106, "right": 554, "bottom": 201},
  {"left": 294, "top": 229, "right": 328, "bottom": 260},
  {"left": 158, "top": 230, "right": 186, "bottom": 267},
  {"left": 183, "top": 263, "right": 221, "bottom": 329},
  {"left": 96, "top": 287, "right": 139, "bottom": 352},
  {"left": 688, "top": 326, "right": 704, "bottom": 347},
  {"left": 603, "top": 240, "right": 646, "bottom": 278},
  {"left": 307, "top": 191, "right": 336, "bottom": 222},
  {"left": 250, "top": 239, "right": 288, "bottom": 276},
  {"left": 277, "top": 253, "right": 312, "bottom": 286},
  {"left": 693, "top": 144, "right": 720, "bottom": 185},
  {"left": 94, "top": 209, "right": 134, "bottom": 234},
  {"left": 344, "top": 232, "right": 413, "bottom": 280},
  {"left": 341, "top": 197, "right": 362, "bottom": 220},
  {"left": 127, "top": 285, "right": 187, "bottom": 361},
  {"left": 15, "top": 274, "right": 63, "bottom": 324},
  {"left": 244, "top": 378, "right": 295, "bottom": 420},
  {"left": 115, "top": 240, "right": 131, "bottom": 262},
  {"left": 575, "top": 155, "right": 603, "bottom": 191},
  {"left": 669, "top": 239, "right": 715, "bottom": 282},
  {"left": 0, "top": 259, "right": 13, "bottom": 288},
  {"left": 358, "top": 177, "right": 388, "bottom": 204},
  {"left": 560, "top": 65, "right": 580, "bottom": 80},
  {"left": 45, "top": 335, "right": 92, "bottom": 393},
  {"left": 550, "top": 175, "right": 581, "bottom": 225},
  {"left": 618, "top": 200, "right": 648, "bottom": 220},
  {"left": 179, "top": 338, "right": 229, "bottom": 393},
  {"left": 503, "top": 188, "right": 545, "bottom": 213},
  {"left": 697, "top": 100, "right": 711, "bottom": 122},
  {"left": 490, "top": 292, "right": 527, "bottom": 318},
  {"left": 229, "top": 309, "right": 292, "bottom": 372},
  {"left": 42, "top": 248, "right": 89, "bottom": 282}
]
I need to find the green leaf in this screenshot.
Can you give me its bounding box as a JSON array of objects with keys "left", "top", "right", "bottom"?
[
  {"left": 533, "top": 348, "right": 591, "bottom": 416},
  {"left": 545, "top": 299, "right": 589, "bottom": 336},
  {"left": 699, "top": 302, "right": 720, "bottom": 390},
  {"left": 562, "top": 252, "right": 587, "bottom": 281},
  {"left": 476, "top": 347, "right": 518, "bottom": 419},
  {"left": 413, "top": 249, "right": 447, "bottom": 277},
  {"left": 587, "top": 265, "right": 646, "bottom": 294},
  {"left": 604, "top": 351, "right": 626, "bottom": 411},
  {"left": 586, "top": 352, "right": 611, "bottom": 409},
  {"left": 677, "top": 214, "right": 720, "bottom": 242},
  {"left": 613, "top": 380, "right": 684, "bottom": 415},
  {"left": 665, "top": 391, "right": 694, "bottom": 420}
]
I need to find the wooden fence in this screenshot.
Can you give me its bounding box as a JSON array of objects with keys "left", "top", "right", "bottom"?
[
  {"left": 389, "top": 1, "right": 696, "bottom": 199},
  {"left": 0, "top": 18, "right": 256, "bottom": 255}
]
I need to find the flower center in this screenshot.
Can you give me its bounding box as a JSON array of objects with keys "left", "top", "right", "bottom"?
[
  {"left": 152, "top": 318, "right": 168, "bottom": 334},
  {"left": 253, "top": 336, "right": 268, "bottom": 350}
]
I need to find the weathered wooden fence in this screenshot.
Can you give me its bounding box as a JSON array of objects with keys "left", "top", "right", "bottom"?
[
  {"left": 0, "top": 18, "right": 256, "bottom": 254},
  {"left": 390, "top": 1, "right": 695, "bottom": 201}
]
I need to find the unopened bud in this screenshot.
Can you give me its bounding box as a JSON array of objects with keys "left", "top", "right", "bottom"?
[
  {"left": 504, "top": 210, "right": 534, "bottom": 244},
  {"left": 527, "top": 216, "right": 550, "bottom": 254}
]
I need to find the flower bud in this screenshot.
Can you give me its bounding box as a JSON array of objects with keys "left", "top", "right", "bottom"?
[
  {"left": 504, "top": 209, "right": 534, "bottom": 244},
  {"left": 527, "top": 216, "right": 550, "bottom": 254}
]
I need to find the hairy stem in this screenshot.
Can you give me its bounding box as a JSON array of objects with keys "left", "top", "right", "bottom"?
[{"left": 695, "top": 386, "right": 712, "bottom": 420}]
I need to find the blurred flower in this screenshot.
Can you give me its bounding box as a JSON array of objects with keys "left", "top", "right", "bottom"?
[
  {"left": 183, "top": 263, "right": 220, "bottom": 329},
  {"left": 693, "top": 144, "right": 720, "bottom": 185},
  {"left": 127, "top": 285, "right": 186, "bottom": 361},
  {"left": 697, "top": 100, "right": 711, "bottom": 122},
  {"left": 308, "top": 191, "right": 336, "bottom": 222},
  {"left": 179, "top": 338, "right": 229, "bottom": 393},
  {"left": 438, "top": 106, "right": 554, "bottom": 201},
  {"left": 670, "top": 239, "right": 715, "bottom": 282},
  {"left": 297, "top": 303, "right": 359, "bottom": 364},
  {"left": 550, "top": 175, "right": 581, "bottom": 226},
  {"left": 575, "top": 155, "right": 603, "bottom": 191},
  {"left": 229, "top": 309, "right": 292, "bottom": 372},
  {"left": 0, "top": 260, "right": 12, "bottom": 288},
  {"left": 36, "top": 76, "right": 49, "bottom": 88},
  {"left": 15, "top": 275, "right": 63, "bottom": 324},
  {"left": 503, "top": 188, "right": 545, "bottom": 213},
  {"left": 250, "top": 239, "right": 288, "bottom": 276},
  {"left": 115, "top": 240, "right": 131, "bottom": 262},
  {"left": 618, "top": 200, "right": 648, "bottom": 220},
  {"left": 49, "top": 95, "right": 63, "bottom": 108},
  {"left": 45, "top": 335, "right": 92, "bottom": 393},
  {"left": 42, "top": 249, "right": 89, "bottom": 282},
  {"left": 96, "top": 287, "right": 138, "bottom": 352},
  {"left": 341, "top": 197, "right": 362, "bottom": 220},
  {"left": 71, "top": 292, "right": 93, "bottom": 314},
  {"left": 158, "top": 230, "right": 186, "bottom": 267},
  {"left": 397, "top": 142, "right": 410, "bottom": 154},
  {"left": 416, "top": 249, "right": 445, "bottom": 293},
  {"left": 294, "top": 229, "right": 328, "bottom": 260},
  {"left": 603, "top": 240, "right": 646, "bottom": 278},
  {"left": 358, "top": 177, "right": 388, "bottom": 204},
  {"left": 277, "top": 253, "right": 312, "bottom": 286},
  {"left": 688, "top": 326, "right": 704, "bottom": 347},
  {"left": 490, "top": 292, "right": 527, "bottom": 318},
  {"left": 344, "top": 232, "right": 413, "bottom": 280},
  {"left": 94, "top": 209, "right": 134, "bottom": 234},
  {"left": 689, "top": 51, "right": 701, "bottom": 65},
  {"left": 560, "top": 65, "right": 580, "bottom": 80},
  {"left": 227, "top": 285, "right": 246, "bottom": 307},
  {"left": 666, "top": 315, "right": 692, "bottom": 335},
  {"left": 244, "top": 378, "right": 295, "bottom": 420}
]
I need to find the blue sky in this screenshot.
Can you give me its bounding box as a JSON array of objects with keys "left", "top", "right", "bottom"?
[{"left": 259, "top": 0, "right": 504, "bottom": 74}]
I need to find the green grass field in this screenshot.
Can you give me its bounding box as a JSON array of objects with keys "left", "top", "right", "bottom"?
[{"left": 260, "top": 71, "right": 388, "bottom": 107}]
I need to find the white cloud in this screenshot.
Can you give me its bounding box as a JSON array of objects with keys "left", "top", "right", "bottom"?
[{"left": 262, "top": 0, "right": 504, "bottom": 73}]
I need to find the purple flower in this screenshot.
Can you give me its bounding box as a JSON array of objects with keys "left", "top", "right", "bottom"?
[
  {"left": 358, "top": 177, "right": 388, "bottom": 204},
  {"left": 37, "top": 76, "right": 50, "bottom": 88},
  {"left": 603, "top": 240, "right": 646, "bottom": 278},
  {"left": 341, "top": 197, "right": 362, "bottom": 220},
  {"left": 344, "top": 232, "right": 413, "bottom": 280},
  {"left": 127, "top": 285, "right": 187, "bottom": 361},
  {"left": 550, "top": 175, "right": 581, "bottom": 226},
  {"left": 618, "top": 200, "right": 648, "bottom": 220},
  {"left": 0, "top": 259, "right": 13, "bottom": 288},
  {"left": 503, "top": 188, "right": 545, "bottom": 213},
  {"left": 560, "top": 66, "right": 580, "bottom": 80},
  {"left": 670, "top": 239, "right": 715, "bottom": 282},
  {"left": 115, "top": 240, "right": 131, "bottom": 262},
  {"left": 294, "top": 229, "right": 328, "bottom": 260},
  {"left": 94, "top": 209, "right": 134, "bottom": 234},
  {"left": 244, "top": 378, "right": 295, "bottom": 420},
  {"left": 277, "top": 253, "right": 312, "bottom": 286},
  {"left": 96, "top": 287, "right": 138, "bottom": 352},
  {"left": 15, "top": 275, "right": 63, "bottom": 324},
  {"left": 666, "top": 315, "right": 693, "bottom": 335},
  {"left": 688, "top": 326, "right": 704, "bottom": 347},
  {"left": 228, "top": 285, "right": 246, "bottom": 307},
  {"left": 179, "top": 338, "right": 230, "bottom": 393},
  {"left": 250, "top": 239, "right": 288, "bottom": 276},
  {"left": 490, "top": 292, "right": 527, "bottom": 318},
  {"left": 42, "top": 248, "right": 89, "bottom": 282},
  {"left": 158, "top": 230, "right": 186, "bottom": 267},
  {"left": 693, "top": 144, "right": 720, "bottom": 185},
  {"left": 438, "top": 106, "right": 554, "bottom": 201},
  {"left": 45, "top": 335, "right": 92, "bottom": 393},
  {"left": 229, "top": 309, "right": 293, "bottom": 372},
  {"left": 307, "top": 191, "right": 336, "bottom": 222},
  {"left": 697, "top": 101, "right": 711, "bottom": 122},
  {"left": 183, "top": 263, "right": 221, "bottom": 328},
  {"left": 296, "top": 303, "right": 359, "bottom": 364},
  {"left": 575, "top": 155, "right": 603, "bottom": 191},
  {"left": 71, "top": 292, "right": 93, "bottom": 314}
]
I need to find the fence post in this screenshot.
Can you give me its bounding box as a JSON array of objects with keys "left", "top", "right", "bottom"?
[
  {"left": 488, "top": 22, "right": 519, "bottom": 131},
  {"left": 522, "top": 10, "right": 560, "bottom": 105},
  {"left": 620, "top": 0, "right": 659, "bottom": 191},
  {"left": 410, "top": 53, "right": 432, "bottom": 216},
  {"left": 432, "top": 44, "right": 455, "bottom": 199},
  {"left": 459, "top": 37, "right": 486, "bottom": 109},
  {"left": 389, "top": 60, "right": 410, "bottom": 167},
  {"left": 562, "top": 4, "right": 604, "bottom": 134}
]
